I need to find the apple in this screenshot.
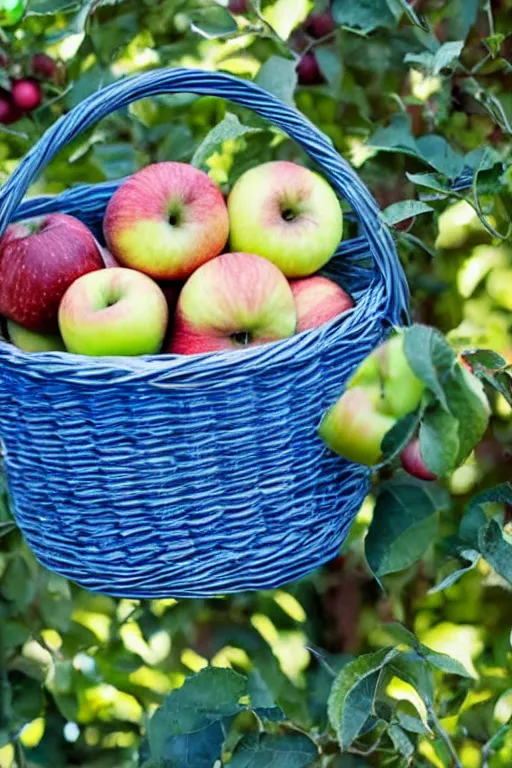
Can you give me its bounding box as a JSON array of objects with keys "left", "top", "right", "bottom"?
[
  {"left": 305, "top": 11, "right": 335, "bottom": 38},
  {"left": 7, "top": 319, "right": 65, "bottom": 353},
  {"left": 297, "top": 52, "right": 325, "bottom": 86},
  {"left": 435, "top": 200, "right": 496, "bottom": 250},
  {"left": 32, "top": 53, "right": 57, "bottom": 80},
  {"left": 58, "top": 268, "right": 168, "bottom": 357},
  {"left": 11, "top": 79, "right": 42, "bottom": 112},
  {"left": 167, "top": 252, "right": 296, "bottom": 355},
  {"left": 400, "top": 439, "right": 437, "bottom": 481},
  {"left": 290, "top": 275, "right": 353, "bottom": 332},
  {"left": 318, "top": 387, "right": 396, "bottom": 466},
  {"left": 0, "top": 214, "right": 104, "bottom": 332},
  {"left": 228, "top": 161, "right": 343, "bottom": 277},
  {"left": 380, "top": 335, "right": 425, "bottom": 419},
  {"left": 0, "top": 88, "right": 21, "bottom": 124},
  {"left": 227, "top": 0, "right": 248, "bottom": 12},
  {"left": 103, "top": 162, "right": 230, "bottom": 280}
]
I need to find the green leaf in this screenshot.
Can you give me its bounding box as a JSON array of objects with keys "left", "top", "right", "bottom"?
[
  {"left": 147, "top": 668, "right": 247, "bottom": 765},
  {"left": 403, "top": 325, "right": 456, "bottom": 410},
  {"left": 380, "top": 410, "right": 421, "bottom": 465},
  {"left": 189, "top": 6, "right": 238, "bottom": 39},
  {"left": 415, "top": 135, "right": 465, "bottom": 179},
  {"left": 368, "top": 113, "right": 418, "bottom": 157},
  {"left": 432, "top": 41, "right": 464, "bottom": 75},
  {"left": 406, "top": 172, "right": 452, "bottom": 195},
  {"left": 262, "top": 0, "right": 310, "bottom": 41},
  {"left": 396, "top": 702, "right": 432, "bottom": 736},
  {"left": 389, "top": 651, "right": 435, "bottom": 706},
  {"left": 0, "top": 556, "right": 36, "bottom": 608},
  {"left": 91, "top": 142, "right": 138, "bottom": 180},
  {"left": 429, "top": 545, "right": 480, "bottom": 593},
  {"left": 256, "top": 56, "right": 297, "bottom": 107},
  {"left": 465, "top": 349, "right": 507, "bottom": 370},
  {"left": 388, "top": 724, "right": 414, "bottom": 759},
  {"left": 191, "top": 113, "right": 259, "bottom": 170},
  {"left": 419, "top": 405, "right": 460, "bottom": 476},
  {"left": 315, "top": 47, "right": 343, "bottom": 90},
  {"left": 478, "top": 519, "right": 512, "bottom": 584},
  {"left": 381, "top": 200, "right": 433, "bottom": 226},
  {"left": 247, "top": 670, "right": 285, "bottom": 722},
  {"left": 382, "top": 623, "right": 420, "bottom": 649},
  {"left": 328, "top": 647, "right": 400, "bottom": 749},
  {"left": 443, "top": 366, "right": 490, "bottom": 463},
  {"left": 228, "top": 732, "right": 318, "bottom": 767},
  {"left": 332, "top": 0, "right": 399, "bottom": 33},
  {"left": 365, "top": 480, "right": 439, "bottom": 579},
  {"left": 27, "top": 0, "right": 80, "bottom": 14},
  {"left": 423, "top": 649, "right": 475, "bottom": 678}
]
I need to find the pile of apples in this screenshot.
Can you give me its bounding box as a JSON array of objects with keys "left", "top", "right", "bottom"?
[{"left": 0, "top": 160, "right": 355, "bottom": 357}]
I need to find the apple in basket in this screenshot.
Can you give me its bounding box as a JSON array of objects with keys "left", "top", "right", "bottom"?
[
  {"left": 7, "top": 319, "right": 65, "bottom": 353},
  {"left": 103, "top": 162, "right": 230, "bottom": 280},
  {"left": 0, "top": 214, "right": 104, "bottom": 332},
  {"left": 58, "top": 268, "right": 168, "bottom": 356},
  {"left": 167, "top": 252, "right": 297, "bottom": 354},
  {"left": 227, "top": 161, "right": 343, "bottom": 277},
  {"left": 290, "top": 276, "right": 354, "bottom": 332}
]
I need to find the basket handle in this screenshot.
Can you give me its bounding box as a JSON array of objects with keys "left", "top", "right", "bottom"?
[{"left": 0, "top": 67, "right": 409, "bottom": 324}]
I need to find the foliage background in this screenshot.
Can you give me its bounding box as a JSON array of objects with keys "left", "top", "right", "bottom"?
[{"left": 0, "top": 0, "right": 511, "bottom": 766}]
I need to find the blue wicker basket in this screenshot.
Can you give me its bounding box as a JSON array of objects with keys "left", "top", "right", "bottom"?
[{"left": 0, "top": 68, "right": 409, "bottom": 598}]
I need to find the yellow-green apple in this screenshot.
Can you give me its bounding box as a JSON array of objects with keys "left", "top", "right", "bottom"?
[
  {"left": 290, "top": 276, "right": 353, "bottom": 332},
  {"left": 435, "top": 200, "right": 496, "bottom": 250},
  {"left": 103, "top": 162, "right": 229, "bottom": 280},
  {"left": 58, "top": 268, "right": 168, "bottom": 356},
  {"left": 168, "top": 252, "right": 297, "bottom": 354},
  {"left": 7, "top": 319, "right": 65, "bottom": 352},
  {"left": 380, "top": 335, "right": 425, "bottom": 418},
  {"left": 319, "top": 387, "right": 396, "bottom": 466},
  {"left": 0, "top": 215, "right": 104, "bottom": 332},
  {"left": 227, "top": 161, "right": 343, "bottom": 277},
  {"left": 400, "top": 438, "right": 437, "bottom": 481}
]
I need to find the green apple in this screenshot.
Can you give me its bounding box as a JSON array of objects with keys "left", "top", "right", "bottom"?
[
  {"left": 380, "top": 335, "right": 425, "bottom": 418},
  {"left": 227, "top": 161, "right": 343, "bottom": 277},
  {"left": 7, "top": 319, "right": 65, "bottom": 352},
  {"left": 318, "top": 387, "right": 396, "bottom": 466},
  {"left": 435, "top": 200, "right": 496, "bottom": 250},
  {"left": 58, "top": 267, "right": 168, "bottom": 356},
  {"left": 487, "top": 267, "right": 512, "bottom": 310}
]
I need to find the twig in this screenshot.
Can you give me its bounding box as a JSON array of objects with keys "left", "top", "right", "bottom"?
[
  {"left": 428, "top": 705, "right": 464, "bottom": 768},
  {"left": 13, "top": 738, "right": 27, "bottom": 768},
  {"left": 481, "top": 722, "right": 511, "bottom": 768}
]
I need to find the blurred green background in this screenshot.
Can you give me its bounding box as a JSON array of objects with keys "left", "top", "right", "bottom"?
[{"left": 0, "top": 1, "right": 511, "bottom": 766}]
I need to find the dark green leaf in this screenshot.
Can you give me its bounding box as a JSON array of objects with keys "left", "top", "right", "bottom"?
[
  {"left": 332, "top": 0, "right": 399, "bottom": 33},
  {"left": 396, "top": 702, "right": 432, "bottom": 736},
  {"left": 247, "top": 670, "right": 285, "bottom": 722},
  {"left": 189, "top": 7, "right": 238, "bottom": 39},
  {"left": 92, "top": 142, "right": 138, "bottom": 180},
  {"left": 415, "top": 135, "right": 465, "bottom": 179},
  {"left": 388, "top": 724, "right": 414, "bottom": 759},
  {"left": 443, "top": 366, "right": 490, "bottom": 463},
  {"left": 423, "top": 649, "right": 474, "bottom": 678},
  {"left": 191, "top": 113, "right": 259, "bottom": 170},
  {"left": 478, "top": 519, "right": 512, "bottom": 584},
  {"left": 328, "top": 647, "right": 400, "bottom": 749},
  {"left": 419, "top": 405, "right": 460, "bottom": 476},
  {"left": 147, "top": 668, "right": 247, "bottom": 763},
  {"left": 228, "top": 732, "right": 318, "bottom": 768},
  {"left": 404, "top": 325, "right": 456, "bottom": 409},
  {"left": 406, "top": 172, "right": 452, "bottom": 195},
  {"left": 365, "top": 480, "right": 439, "bottom": 579},
  {"left": 429, "top": 545, "right": 480, "bottom": 593},
  {"left": 382, "top": 623, "right": 419, "bottom": 649},
  {"left": 256, "top": 56, "right": 297, "bottom": 107},
  {"left": 381, "top": 200, "right": 433, "bottom": 226},
  {"left": 315, "top": 47, "right": 343, "bottom": 90},
  {"left": 465, "top": 349, "right": 507, "bottom": 370},
  {"left": 389, "top": 651, "right": 435, "bottom": 706},
  {"left": 368, "top": 113, "right": 418, "bottom": 157},
  {"left": 27, "top": 0, "right": 80, "bottom": 14},
  {"left": 380, "top": 410, "right": 421, "bottom": 465}
]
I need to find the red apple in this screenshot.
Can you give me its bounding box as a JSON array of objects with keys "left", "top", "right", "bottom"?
[
  {"left": 400, "top": 439, "right": 437, "bottom": 481},
  {"left": 228, "top": 0, "right": 249, "bottom": 12},
  {"left": 305, "top": 11, "right": 335, "bottom": 38},
  {"left": 290, "top": 276, "right": 354, "bottom": 332},
  {"left": 0, "top": 88, "right": 21, "bottom": 124},
  {"left": 11, "top": 79, "right": 42, "bottom": 112},
  {"left": 297, "top": 52, "right": 325, "bottom": 85},
  {"left": 168, "top": 252, "right": 297, "bottom": 355},
  {"left": 0, "top": 214, "right": 104, "bottom": 332},
  {"left": 31, "top": 53, "right": 57, "bottom": 80},
  {"left": 103, "top": 162, "right": 230, "bottom": 280}
]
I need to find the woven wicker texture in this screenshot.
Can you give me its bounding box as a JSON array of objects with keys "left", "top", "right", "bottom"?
[{"left": 0, "top": 69, "right": 409, "bottom": 598}]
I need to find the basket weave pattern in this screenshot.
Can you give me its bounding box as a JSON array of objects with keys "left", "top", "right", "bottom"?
[{"left": 0, "top": 69, "right": 408, "bottom": 598}]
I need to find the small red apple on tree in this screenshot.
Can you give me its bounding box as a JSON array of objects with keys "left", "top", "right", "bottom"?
[
  {"left": 11, "top": 78, "right": 42, "bottom": 112},
  {"left": 297, "top": 52, "right": 325, "bottom": 86},
  {"left": 31, "top": 52, "right": 57, "bottom": 80},
  {"left": 400, "top": 439, "right": 437, "bottom": 481}
]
